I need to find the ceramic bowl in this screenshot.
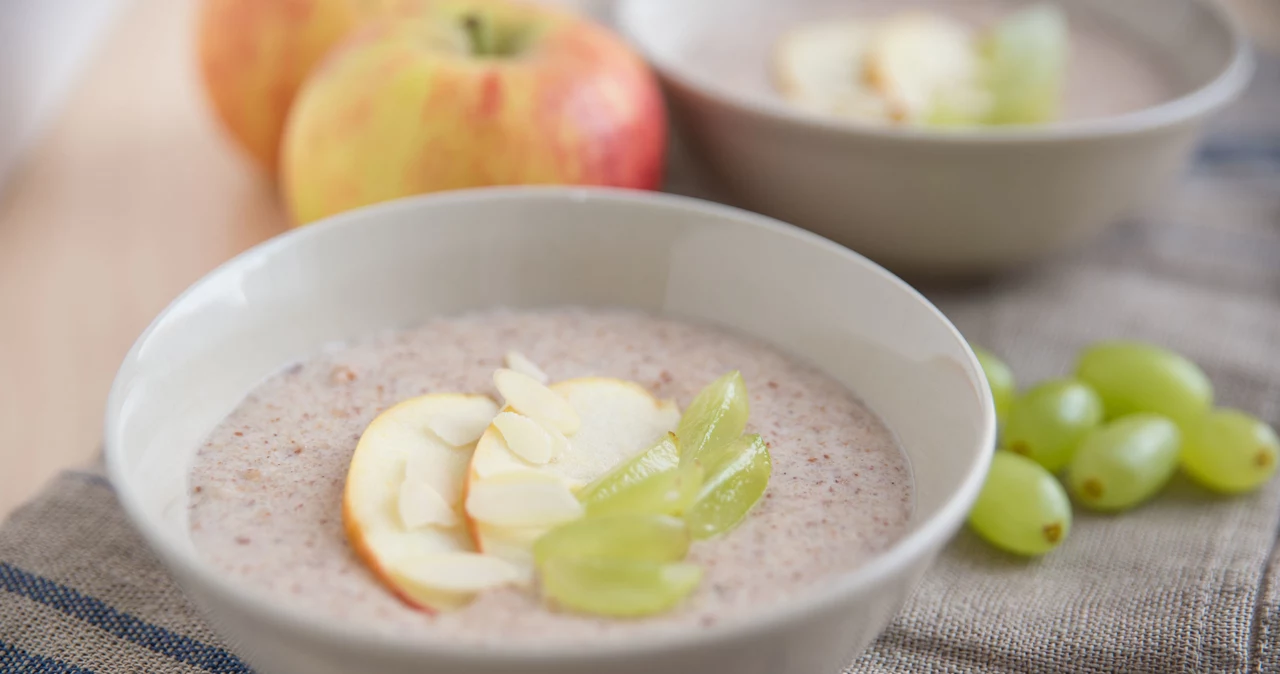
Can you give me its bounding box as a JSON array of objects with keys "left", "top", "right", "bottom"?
[
  {"left": 617, "top": 0, "right": 1252, "bottom": 274},
  {"left": 104, "top": 187, "right": 995, "bottom": 674}
]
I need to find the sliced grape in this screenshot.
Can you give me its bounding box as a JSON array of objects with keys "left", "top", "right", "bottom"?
[
  {"left": 532, "top": 514, "right": 690, "bottom": 567},
  {"left": 584, "top": 462, "right": 704, "bottom": 518},
  {"left": 677, "top": 371, "right": 749, "bottom": 465},
  {"left": 577, "top": 433, "right": 678, "bottom": 508},
  {"left": 1002, "top": 378, "right": 1103, "bottom": 472},
  {"left": 980, "top": 3, "right": 1069, "bottom": 125},
  {"left": 1068, "top": 413, "right": 1180, "bottom": 512},
  {"left": 968, "top": 451, "right": 1071, "bottom": 555},
  {"left": 541, "top": 557, "right": 702, "bottom": 617},
  {"left": 685, "top": 434, "right": 771, "bottom": 539},
  {"left": 1180, "top": 408, "right": 1280, "bottom": 494},
  {"left": 1075, "top": 341, "right": 1213, "bottom": 425},
  {"left": 971, "top": 344, "right": 1015, "bottom": 424}
]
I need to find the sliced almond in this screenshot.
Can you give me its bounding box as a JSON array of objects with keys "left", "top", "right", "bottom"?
[
  {"left": 493, "top": 411, "right": 554, "bottom": 465},
  {"left": 404, "top": 451, "right": 462, "bottom": 505},
  {"left": 398, "top": 478, "right": 458, "bottom": 530},
  {"left": 427, "top": 410, "right": 495, "bottom": 448},
  {"left": 539, "top": 419, "right": 571, "bottom": 461},
  {"left": 504, "top": 351, "right": 549, "bottom": 384},
  {"left": 389, "top": 552, "right": 523, "bottom": 595},
  {"left": 465, "top": 472, "right": 584, "bottom": 528},
  {"left": 493, "top": 368, "right": 581, "bottom": 435}
]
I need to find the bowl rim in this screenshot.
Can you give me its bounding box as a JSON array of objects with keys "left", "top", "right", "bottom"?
[
  {"left": 104, "top": 186, "right": 997, "bottom": 663},
  {"left": 616, "top": 0, "right": 1255, "bottom": 144}
]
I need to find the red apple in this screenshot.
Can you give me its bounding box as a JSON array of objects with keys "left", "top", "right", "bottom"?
[
  {"left": 197, "top": 0, "right": 381, "bottom": 173},
  {"left": 280, "top": 0, "right": 667, "bottom": 225}
]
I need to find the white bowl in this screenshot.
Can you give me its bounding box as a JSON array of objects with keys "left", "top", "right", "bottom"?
[
  {"left": 617, "top": 0, "right": 1252, "bottom": 274},
  {"left": 104, "top": 187, "right": 995, "bottom": 674}
]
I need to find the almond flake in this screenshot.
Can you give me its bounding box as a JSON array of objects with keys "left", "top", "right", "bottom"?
[
  {"left": 493, "top": 368, "right": 580, "bottom": 435},
  {"left": 403, "top": 452, "right": 460, "bottom": 505},
  {"left": 504, "top": 351, "right": 549, "bottom": 384},
  {"left": 391, "top": 552, "right": 522, "bottom": 594},
  {"left": 493, "top": 412, "right": 553, "bottom": 464},
  {"left": 398, "top": 478, "right": 458, "bottom": 529},
  {"left": 539, "top": 419, "right": 571, "bottom": 461},
  {"left": 427, "top": 412, "right": 493, "bottom": 447},
  {"left": 465, "top": 474, "right": 583, "bottom": 528}
]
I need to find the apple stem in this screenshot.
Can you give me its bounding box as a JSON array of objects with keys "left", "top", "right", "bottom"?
[{"left": 462, "top": 13, "right": 495, "bottom": 57}]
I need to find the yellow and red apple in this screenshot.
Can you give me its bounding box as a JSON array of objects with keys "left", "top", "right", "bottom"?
[{"left": 280, "top": 0, "right": 668, "bottom": 225}]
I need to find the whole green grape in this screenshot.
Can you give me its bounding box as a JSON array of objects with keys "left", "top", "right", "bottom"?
[
  {"left": 1180, "top": 409, "right": 1280, "bottom": 494},
  {"left": 1075, "top": 341, "right": 1212, "bottom": 426},
  {"left": 971, "top": 344, "right": 1015, "bottom": 424},
  {"left": 968, "top": 451, "right": 1071, "bottom": 556},
  {"left": 1068, "top": 413, "right": 1180, "bottom": 512},
  {"left": 1001, "top": 379, "right": 1103, "bottom": 472}
]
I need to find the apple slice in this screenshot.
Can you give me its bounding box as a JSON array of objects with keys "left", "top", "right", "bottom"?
[
  {"left": 863, "top": 11, "right": 989, "bottom": 124},
  {"left": 466, "top": 377, "right": 680, "bottom": 567},
  {"left": 772, "top": 20, "right": 894, "bottom": 123},
  {"left": 344, "top": 392, "right": 508, "bottom": 612}
]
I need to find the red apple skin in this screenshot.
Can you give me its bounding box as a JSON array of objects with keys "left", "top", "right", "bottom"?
[{"left": 281, "top": 0, "right": 667, "bottom": 225}]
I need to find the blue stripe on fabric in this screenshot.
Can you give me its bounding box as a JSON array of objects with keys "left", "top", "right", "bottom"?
[
  {"left": 0, "top": 563, "right": 252, "bottom": 674},
  {"left": 1196, "top": 138, "right": 1280, "bottom": 168},
  {"left": 0, "top": 639, "right": 97, "bottom": 674}
]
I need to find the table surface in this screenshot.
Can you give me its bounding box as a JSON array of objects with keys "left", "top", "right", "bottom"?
[{"left": 1, "top": 0, "right": 1277, "bottom": 518}]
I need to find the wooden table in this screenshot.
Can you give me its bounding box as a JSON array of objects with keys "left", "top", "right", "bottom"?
[{"left": 0, "top": 0, "right": 1276, "bottom": 518}]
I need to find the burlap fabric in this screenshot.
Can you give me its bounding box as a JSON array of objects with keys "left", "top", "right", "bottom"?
[{"left": 2, "top": 51, "right": 1277, "bottom": 674}]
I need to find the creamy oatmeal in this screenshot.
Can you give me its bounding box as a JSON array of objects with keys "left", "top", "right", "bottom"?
[{"left": 187, "top": 308, "right": 912, "bottom": 645}]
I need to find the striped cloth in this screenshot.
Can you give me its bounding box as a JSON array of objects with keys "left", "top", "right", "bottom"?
[{"left": 3, "top": 56, "right": 1279, "bottom": 674}]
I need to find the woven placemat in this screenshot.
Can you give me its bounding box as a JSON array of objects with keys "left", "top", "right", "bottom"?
[{"left": 3, "top": 53, "right": 1278, "bottom": 674}]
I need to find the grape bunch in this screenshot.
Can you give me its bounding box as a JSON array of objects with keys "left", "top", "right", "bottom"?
[
  {"left": 535, "top": 371, "right": 772, "bottom": 616},
  {"left": 969, "top": 341, "right": 1280, "bottom": 556}
]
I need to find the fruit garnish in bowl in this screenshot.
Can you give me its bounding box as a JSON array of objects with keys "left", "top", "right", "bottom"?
[
  {"left": 343, "top": 353, "right": 772, "bottom": 617},
  {"left": 773, "top": 3, "right": 1068, "bottom": 127}
]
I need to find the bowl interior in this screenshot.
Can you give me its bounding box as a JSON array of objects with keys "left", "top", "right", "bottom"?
[
  {"left": 619, "top": 0, "right": 1241, "bottom": 133},
  {"left": 105, "top": 187, "right": 992, "bottom": 646}
]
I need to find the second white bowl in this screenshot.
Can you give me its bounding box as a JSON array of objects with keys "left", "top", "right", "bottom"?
[{"left": 618, "top": 0, "right": 1252, "bottom": 274}]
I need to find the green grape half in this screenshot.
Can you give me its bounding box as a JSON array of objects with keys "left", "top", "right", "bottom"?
[
  {"left": 1068, "top": 413, "right": 1180, "bottom": 512},
  {"left": 1180, "top": 408, "right": 1280, "bottom": 494},
  {"left": 971, "top": 344, "right": 1015, "bottom": 424},
  {"left": 677, "top": 371, "right": 749, "bottom": 465},
  {"left": 1002, "top": 378, "right": 1103, "bottom": 472},
  {"left": 968, "top": 451, "right": 1071, "bottom": 556},
  {"left": 684, "top": 434, "right": 771, "bottom": 539},
  {"left": 980, "top": 3, "right": 1069, "bottom": 125},
  {"left": 577, "top": 433, "right": 678, "bottom": 508},
  {"left": 1075, "top": 341, "right": 1213, "bottom": 426},
  {"left": 541, "top": 557, "right": 703, "bottom": 617},
  {"left": 584, "top": 462, "right": 704, "bottom": 518},
  {"left": 533, "top": 514, "right": 690, "bottom": 567}
]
